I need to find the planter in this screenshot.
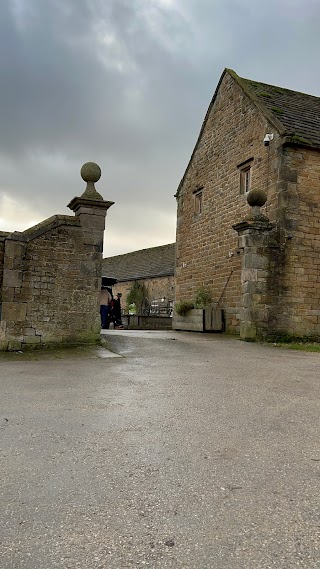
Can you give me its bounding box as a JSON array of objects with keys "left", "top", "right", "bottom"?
[
  {"left": 173, "top": 308, "right": 223, "bottom": 332},
  {"left": 121, "top": 315, "right": 172, "bottom": 330}
]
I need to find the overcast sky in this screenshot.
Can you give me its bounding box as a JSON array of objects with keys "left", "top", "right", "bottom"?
[{"left": 1, "top": 0, "right": 320, "bottom": 256}]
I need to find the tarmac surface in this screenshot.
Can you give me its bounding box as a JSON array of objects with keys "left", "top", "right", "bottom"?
[{"left": 1, "top": 330, "right": 320, "bottom": 568}]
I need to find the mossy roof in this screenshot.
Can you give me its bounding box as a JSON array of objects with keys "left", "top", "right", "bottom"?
[
  {"left": 102, "top": 243, "right": 175, "bottom": 281},
  {"left": 240, "top": 75, "right": 320, "bottom": 147}
]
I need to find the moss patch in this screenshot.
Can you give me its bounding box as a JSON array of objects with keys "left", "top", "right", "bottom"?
[
  {"left": 272, "top": 87, "right": 284, "bottom": 94},
  {"left": 264, "top": 332, "right": 320, "bottom": 352},
  {"left": 271, "top": 106, "right": 284, "bottom": 115},
  {"left": 290, "top": 134, "right": 311, "bottom": 145},
  {"left": 269, "top": 342, "right": 320, "bottom": 352}
]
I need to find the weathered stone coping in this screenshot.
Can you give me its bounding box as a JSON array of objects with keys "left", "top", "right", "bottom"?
[
  {"left": 232, "top": 219, "right": 274, "bottom": 234},
  {"left": 3, "top": 215, "right": 81, "bottom": 242},
  {"left": 0, "top": 231, "right": 10, "bottom": 241},
  {"left": 67, "top": 196, "right": 114, "bottom": 212}
]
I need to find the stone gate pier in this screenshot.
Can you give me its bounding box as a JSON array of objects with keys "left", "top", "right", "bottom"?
[
  {"left": 233, "top": 189, "right": 280, "bottom": 341},
  {"left": 0, "top": 162, "right": 113, "bottom": 350}
]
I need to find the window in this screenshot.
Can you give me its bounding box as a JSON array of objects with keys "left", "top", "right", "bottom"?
[
  {"left": 238, "top": 158, "right": 253, "bottom": 195},
  {"left": 194, "top": 188, "right": 203, "bottom": 215},
  {"left": 240, "top": 166, "right": 251, "bottom": 194}
]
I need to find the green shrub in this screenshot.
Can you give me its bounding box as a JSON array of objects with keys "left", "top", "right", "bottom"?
[
  {"left": 126, "top": 281, "right": 149, "bottom": 314},
  {"left": 128, "top": 303, "right": 136, "bottom": 315},
  {"left": 194, "top": 286, "right": 212, "bottom": 308},
  {"left": 175, "top": 300, "right": 194, "bottom": 316}
]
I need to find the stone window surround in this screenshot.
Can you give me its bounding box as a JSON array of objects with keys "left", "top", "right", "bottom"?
[{"left": 193, "top": 187, "right": 203, "bottom": 215}]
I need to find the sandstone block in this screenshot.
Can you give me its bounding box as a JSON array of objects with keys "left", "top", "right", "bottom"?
[
  {"left": 3, "top": 270, "right": 23, "bottom": 288},
  {"left": 2, "top": 302, "right": 27, "bottom": 322}
]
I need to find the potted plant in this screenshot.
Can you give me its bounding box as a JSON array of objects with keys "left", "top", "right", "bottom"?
[{"left": 173, "top": 287, "right": 222, "bottom": 332}]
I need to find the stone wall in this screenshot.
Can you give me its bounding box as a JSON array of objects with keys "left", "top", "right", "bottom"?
[
  {"left": 0, "top": 163, "right": 114, "bottom": 350},
  {"left": 273, "top": 146, "right": 320, "bottom": 337},
  {"left": 0, "top": 233, "right": 9, "bottom": 314},
  {"left": 175, "top": 72, "right": 280, "bottom": 333}
]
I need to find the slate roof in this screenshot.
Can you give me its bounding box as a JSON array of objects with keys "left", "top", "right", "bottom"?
[
  {"left": 102, "top": 243, "right": 175, "bottom": 281},
  {"left": 240, "top": 75, "right": 320, "bottom": 148}
]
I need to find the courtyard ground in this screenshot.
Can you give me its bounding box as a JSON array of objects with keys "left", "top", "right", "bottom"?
[{"left": 1, "top": 330, "right": 320, "bottom": 568}]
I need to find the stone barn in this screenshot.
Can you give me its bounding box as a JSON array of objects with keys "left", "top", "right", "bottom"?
[
  {"left": 0, "top": 163, "right": 113, "bottom": 350},
  {"left": 102, "top": 243, "right": 175, "bottom": 314},
  {"left": 174, "top": 69, "right": 320, "bottom": 340}
]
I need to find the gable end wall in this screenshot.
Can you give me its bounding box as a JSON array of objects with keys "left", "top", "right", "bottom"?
[{"left": 175, "top": 72, "right": 281, "bottom": 333}]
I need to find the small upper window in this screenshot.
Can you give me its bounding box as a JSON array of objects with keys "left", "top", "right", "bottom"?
[
  {"left": 238, "top": 158, "right": 253, "bottom": 195},
  {"left": 240, "top": 166, "right": 251, "bottom": 194},
  {"left": 194, "top": 188, "right": 203, "bottom": 215}
]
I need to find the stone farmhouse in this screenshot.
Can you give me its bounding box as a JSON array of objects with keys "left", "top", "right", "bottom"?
[
  {"left": 0, "top": 163, "right": 113, "bottom": 350},
  {"left": 102, "top": 243, "right": 175, "bottom": 313},
  {"left": 174, "top": 69, "right": 320, "bottom": 340}
]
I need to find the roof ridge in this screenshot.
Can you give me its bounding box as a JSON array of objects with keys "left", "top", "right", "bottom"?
[
  {"left": 102, "top": 243, "right": 175, "bottom": 281},
  {"left": 241, "top": 77, "right": 320, "bottom": 100},
  {"left": 103, "top": 242, "right": 175, "bottom": 262}
]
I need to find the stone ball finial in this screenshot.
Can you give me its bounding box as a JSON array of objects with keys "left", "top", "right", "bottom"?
[
  {"left": 81, "top": 162, "right": 101, "bottom": 184},
  {"left": 247, "top": 188, "right": 267, "bottom": 208},
  {"left": 80, "top": 162, "right": 104, "bottom": 201}
]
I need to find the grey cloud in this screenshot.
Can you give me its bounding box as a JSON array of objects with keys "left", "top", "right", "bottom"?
[
  {"left": 1, "top": 0, "right": 197, "bottom": 159},
  {"left": 1, "top": 0, "right": 320, "bottom": 254},
  {"left": 1, "top": 0, "right": 206, "bottom": 227}
]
